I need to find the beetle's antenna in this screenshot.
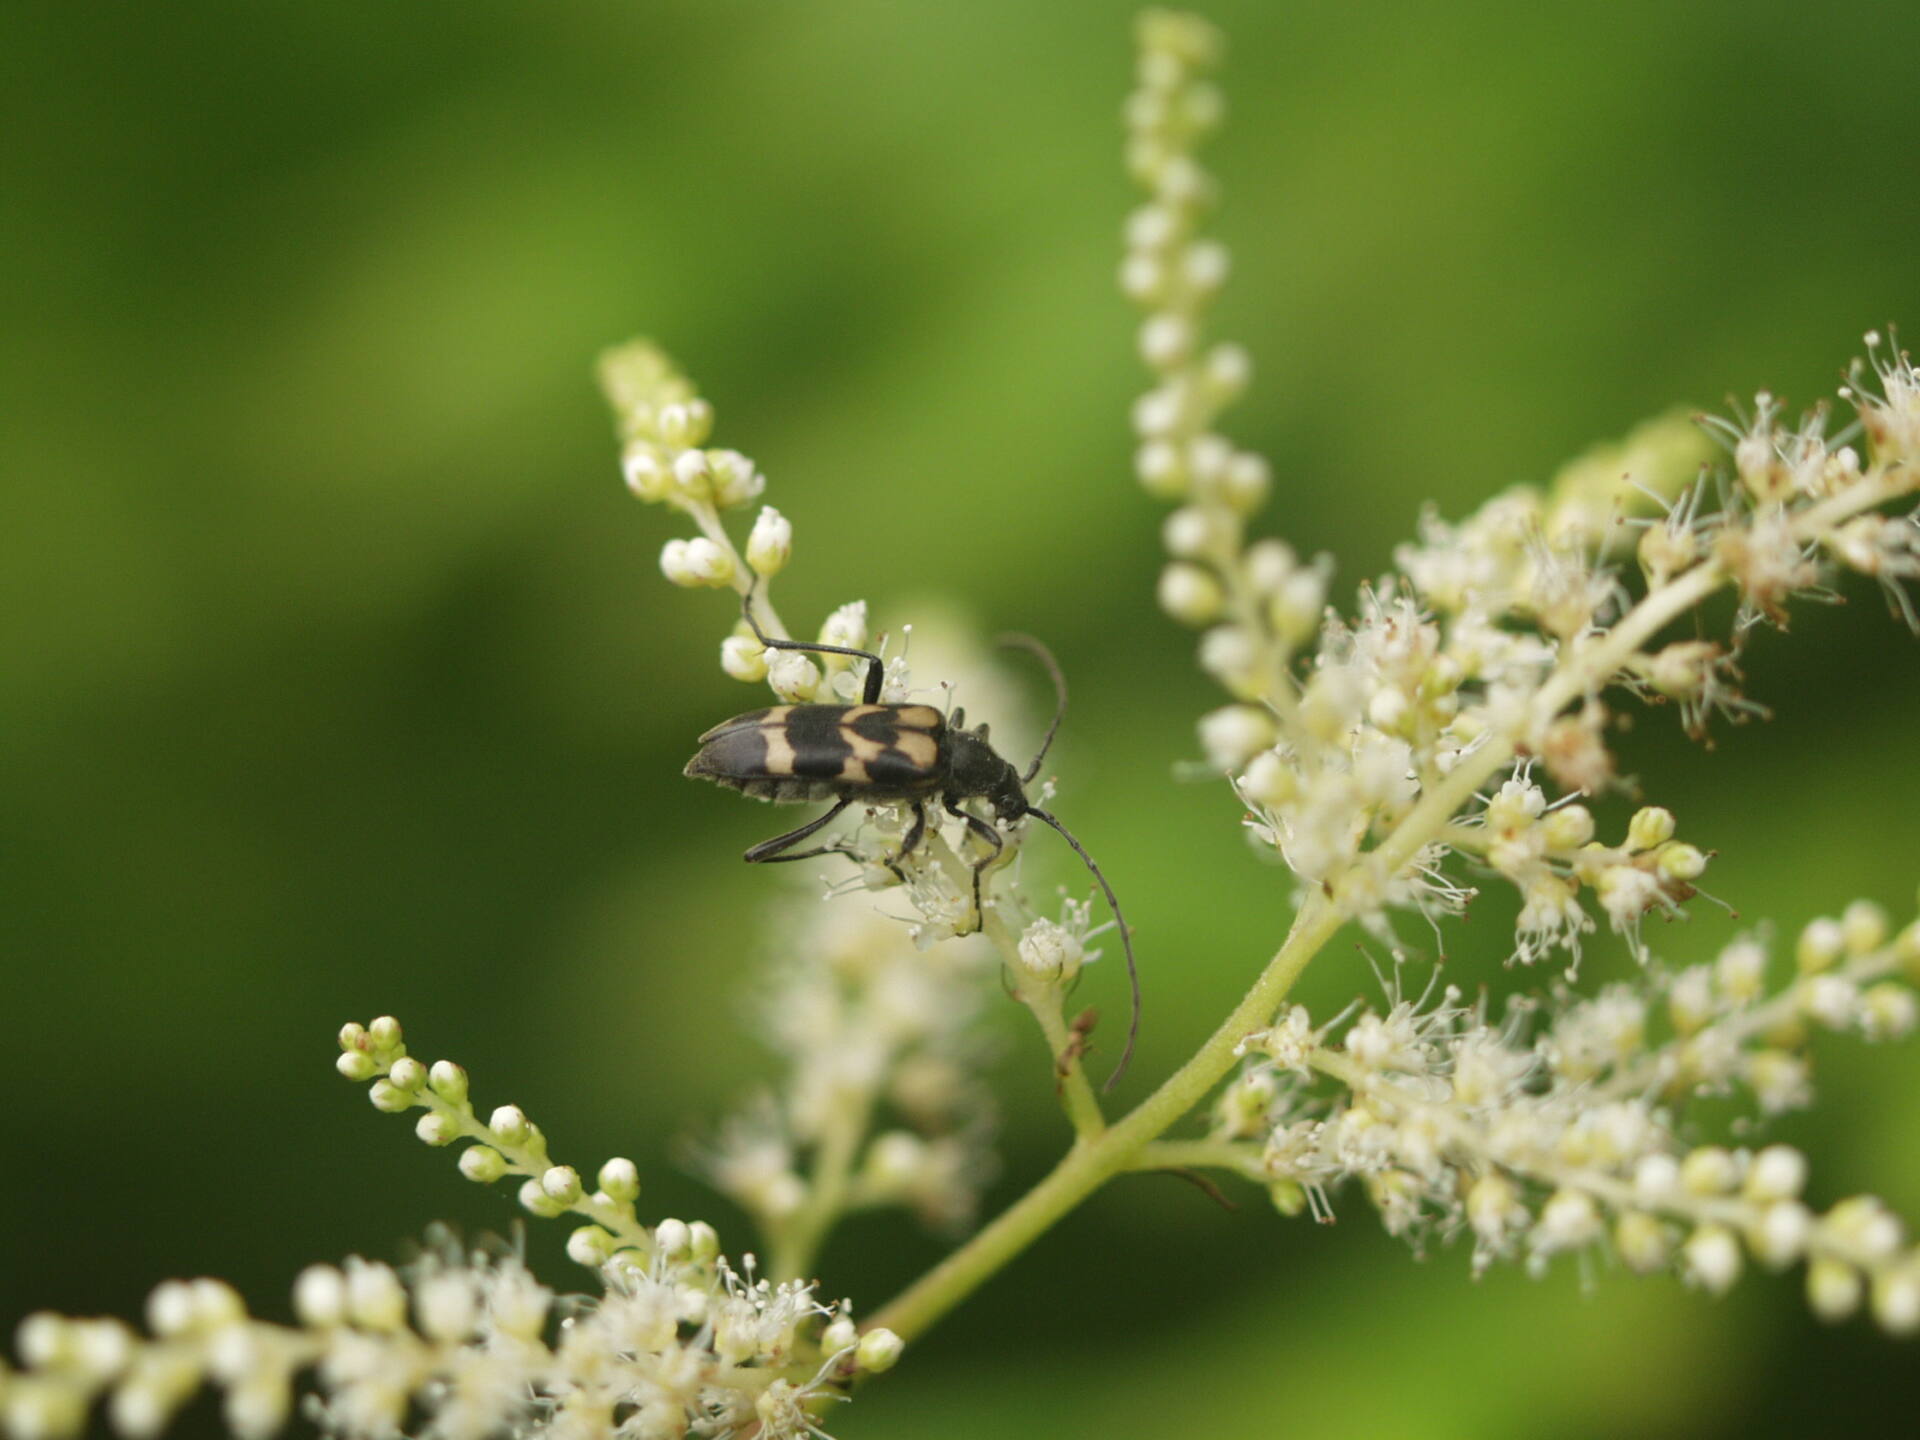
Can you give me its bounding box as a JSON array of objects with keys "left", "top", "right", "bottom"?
[
  {"left": 996, "top": 634, "right": 1066, "bottom": 784},
  {"left": 1026, "top": 806, "right": 1138, "bottom": 1091},
  {"left": 741, "top": 582, "right": 886, "bottom": 705}
]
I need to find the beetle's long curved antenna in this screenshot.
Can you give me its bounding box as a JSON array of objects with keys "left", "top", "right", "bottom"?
[
  {"left": 996, "top": 633, "right": 1067, "bottom": 784},
  {"left": 1026, "top": 806, "right": 1138, "bottom": 1091},
  {"left": 741, "top": 584, "right": 886, "bottom": 705}
]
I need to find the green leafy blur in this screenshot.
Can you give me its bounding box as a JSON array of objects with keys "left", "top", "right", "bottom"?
[{"left": 5, "top": 2, "right": 1919, "bottom": 1435}]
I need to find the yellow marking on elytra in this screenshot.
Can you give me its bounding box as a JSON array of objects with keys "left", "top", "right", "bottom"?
[
  {"left": 893, "top": 732, "right": 939, "bottom": 770},
  {"left": 893, "top": 705, "right": 942, "bottom": 730},
  {"left": 762, "top": 727, "right": 798, "bottom": 775},
  {"left": 839, "top": 757, "right": 872, "bottom": 784},
  {"left": 759, "top": 705, "right": 794, "bottom": 727},
  {"left": 841, "top": 727, "right": 889, "bottom": 762},
  {"left": 843, "top": 704, "right": 883, "bottom": 722}
]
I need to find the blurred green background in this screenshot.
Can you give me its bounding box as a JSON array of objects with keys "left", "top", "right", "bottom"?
[{"left": 6, "top": 1, "right": 1920, "bottom": 1435}]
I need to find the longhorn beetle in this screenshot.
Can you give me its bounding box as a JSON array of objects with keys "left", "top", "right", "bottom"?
[{"left": 684, "top": 592, "right": 1140, "bottom": 1087}]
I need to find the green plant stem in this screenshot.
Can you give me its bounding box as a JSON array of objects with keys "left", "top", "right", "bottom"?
[
  {"left": 769, "top": 1080, "right": 877, "bottom": 1283},
  {"left": 1128, "top": 1137, "right": 1265, "bottom": 1176},
  {"left": 1026, "top": 995, "right": 1108, "bottom": 1139},
  {"left": 867, "top": 894, "right": 1340, "bottom": 1342}
]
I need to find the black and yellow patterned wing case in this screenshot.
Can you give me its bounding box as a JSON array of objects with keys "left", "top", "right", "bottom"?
[{"left": 685, "top": 703, "right": 947, "bottom": 803}]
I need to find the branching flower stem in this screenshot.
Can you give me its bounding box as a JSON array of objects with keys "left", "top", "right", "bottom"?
[
  {"left": 869, "top": 468, "right": 1906, "bottom": 1343},
  {"left": 867, "top": 894, "right": 1338, "bottom": 1342}
]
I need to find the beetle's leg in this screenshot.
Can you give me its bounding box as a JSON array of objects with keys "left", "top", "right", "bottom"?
[
  {"left": 743, "top": 797, "right": 855, "bottom": 864},
  {"left": 740, "top": 585, "right": 887, "bottom": 705},
  {"left": 882, "top": 801, "right": 929, "bottom": 883},
  {"left": 943, "top": 796, "right": 1004, "bottom": 935}
]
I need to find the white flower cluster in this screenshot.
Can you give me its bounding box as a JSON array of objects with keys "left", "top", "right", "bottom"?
[
  {"left": 1, "top": 1244, "right": 901, "bottom": 1440},
  {"left": 0, "top": 1019, "right": 904, "bottom": 1440},
  {"left": 1218, "top": 902, "right": 1920, "bottom": 1330},
  {"left": 1124, "top": 15, "right": 1920, "bottom": 970},
  {"left": 702, "top": 900, "right": 1001, "bottom": 1269},
  {"left": 598, "top": 340, "right": 887, "bottom": 708}
]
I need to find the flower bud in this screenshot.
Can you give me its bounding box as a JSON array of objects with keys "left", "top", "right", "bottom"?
[
  {"left": 683, "top": 537, "right": 735, "bottom": 587},
  {"left": 1656, "top": 842, "right": 1707, "bottom": 882},
  {"left": 335, "top": 1050, "right": 379, "bottom": 1082},
  {"left": 1807, "top": 1258, "right": 1863, "bottom": 1322},
  {"left": 656, "top": 399, "right": 714, "bottom": 449},
  {"left": 519, "top": 1178, "right": 568, "bottom": 1219},
  {"left": 1748, "top": 1201, "right": 1811, "bottom": 1267},
  {"left": 1632, "top": 1152, "right": 1681, "bottom": 1207},
  {"left": 427, "top": 1061, "right": 468, "bottom": 1103},
  {"left": 1841, "top": 898, "right": 1889, "bottom": 955},
  {"left": 566, "top": 1226, "right": 616, "bottom": 1268},
  {"left": 1198, "top": 705, "right": 1275, "bottom": 772},
  {"left": 1135, "top": 440, "right": 1189, "bottom": 499},
  {"left": 819, "top": 601, "right": 868, "bottom": 657},
  {"left": 622, "top": 445, "right": 672, "bottom": 502},
  {"left": 1863, "top": 982, "right": 1918, "bottom": 1040},
  {"left": 1139, "top": 313, "right": 1194, "bottom": 369},
  {"left": 1016, "top": 918, "right": 1084, "bottom": 984},
  {"left": 746, "top": 506, "right": 793, "bottom": 576},
  {"left": 856, "top": 1328, "right": 905, "bottom": 1373},
  {"left": 768, "top": 650, "right": 822, "bottom": 703},
  {"left": 415, "top": 1273, "right": 479, "bottom": 1344},
  {"left": 459, "top": 1145, "right": 509, "bottom": 1184},
  {"left": 1873, "top": 1266, "right": 1920, "bottom": 1335},
  {"left": 488, "top": 1105, "right": 531, "bottom": 1145},
  {"left": 1626, "top": 806, "right": 1676, "bottom": 851},
  {"left": 1199, "top": 625, "right": 1261, "bottom": 697},
  {"left": 1615, "top": 1212, "right": 1673, "bottom": 1274},
  {"left": 706, "top": 450, "right": 764, "bottom": 508},
  {"left": 721, "top": 633, "right": 770, "bottom": 683},
  {"left": 598, "top": 1157, "right": 642, "bottom": 1204},
  {"left": 1244, "top": 538, "right": 1296, "bottom": 593},
  {"left": 1202, "top": 343, "right": 1250, "bottom": 400},
  {"left": 415, "top": 1111, "right": 459, "bottom": 1147},
  {"left": 1682, "top": 1224, "right": 1742, "bottom": 1295},
  {"left": 1158, "top": 562, "right": 1224, "bottom": 626},
  {"left": 1219, "top": 452, "right": 1271, "bottom": 515},
  {"left": 1679, "top": 1146, "right": 1738, "bottom": 1196},
  {"left": 1541, "top": 804, "right": 1595, "bottom": 850},
  {"left": 541, "top": 1166, "right": 583, "bottom": 1205},
  {"left": 292, "top": 1266, "right": 347, "bottom": 1328},
  {"left": 1537, "top": 1188, "right": 1601, "bottom": 1251},
  {"left": 1745, "top": 1145, "right": 1807, "bottom": 1202},
  {"left": 1240, "top": 749, "right": 1296, "bottom": 809},
  {"left": 671, "top": 448, "right": 713, "bottom": 499},
  {"left": 367, "top": 1079, "right": 412, "bottom": 1114},
  {"left": 660, "top": 538, "right": 699, "bottom": 587},
  {"left": 1162, "top": 505, "right": 1225, "bottom": 559},
  {"left": 1796, "top": 916, "right": 1845, "bottom": 974},
  {"left": 653, "top": 1218, "right": 691, "bottom": 1259},
  {"left": 346, "top": 1262, "right": 407, "bottom": 1331}
]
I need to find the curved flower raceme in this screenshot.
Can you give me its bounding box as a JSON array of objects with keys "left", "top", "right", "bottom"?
[
  {"left": 1211, "top": 904, "right": 1920, "bottom": 1328},
  {"left": 1, "top": 1020, "right": 902, "bottom": 1440}
]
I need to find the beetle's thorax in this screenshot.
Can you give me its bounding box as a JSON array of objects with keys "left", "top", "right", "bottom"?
[{"left": 944, "top": 726, "right": 1027, "bottom": 819}]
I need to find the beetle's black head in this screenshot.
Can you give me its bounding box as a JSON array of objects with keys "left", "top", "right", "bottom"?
[{"left": 946, "top": 724, "right": 1028, "bottom": 820}]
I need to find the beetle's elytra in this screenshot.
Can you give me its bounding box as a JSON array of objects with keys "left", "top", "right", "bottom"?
[
  {"left": 686, "top": 703, "right": 947, "bottom": 802},
  {"left": 684, "top": 592, "right": 1140, "bottom": 1086}
]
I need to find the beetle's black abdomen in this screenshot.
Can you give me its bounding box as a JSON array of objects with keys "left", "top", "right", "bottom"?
[{"left": 685, "top": 703, "right": 946, "bottom": 803}]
